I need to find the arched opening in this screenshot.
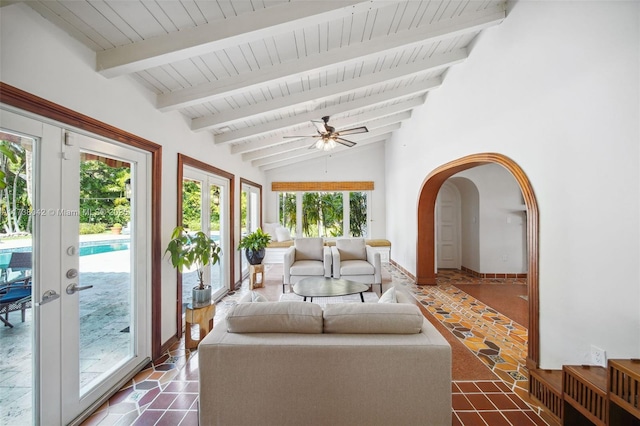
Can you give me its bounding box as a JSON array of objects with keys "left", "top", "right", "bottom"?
[{"left": 417, "top": 153, "right": 540, "bottom": 367}]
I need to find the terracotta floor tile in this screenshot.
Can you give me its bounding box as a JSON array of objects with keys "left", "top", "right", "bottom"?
[
  {"left": 486, "top": 393, "right": 520, "bottom": 410},
  {"left": 131, "top": 410, "right": 163, "bottom": 426},
  {"left": 456, "top": 381, "right": 482, "bottom": 393},
  {"left": 168, "top": 393, "right": 198, "bottom": 410},
  {"left": 147, "top": 393, "right": 178, "bottom": 410},
  {"left": 465, "top": 393, "right": 496, "bottom": 411},
  {"left": 455, "top": 411, "right": 488, "bottom": 426},
  {"left": 502, "top": 410, "right": 538, "bottom": 425},
  {"left": 155, "top": 410, "right": 187, "bottom": 426},
  {"left": 179, "top": 411, "right": 199, "bottom": 426},
  {"left": 475, "top": 381, "right": 502, "bottom": 393},
  {"left": 452, "top": 394, "right": 474, "bottom": 410},
  {"left": 478, "top": 411, "right": 511, "bottom": 426}
]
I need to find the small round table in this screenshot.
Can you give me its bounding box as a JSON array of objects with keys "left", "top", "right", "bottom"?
[
  {"left": 292, "top": 277, "right": 369, "bottom": 302},
  {"left": 185, "top": 303, "right": 215, "bottom": 349}
]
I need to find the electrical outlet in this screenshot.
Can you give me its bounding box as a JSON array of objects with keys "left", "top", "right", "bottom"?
[
  {"left": 591, "top": 345, "right": 606, "bottom": 367},
  {"left": 502, "top": 254, "right": 508, "bottom": 262}
]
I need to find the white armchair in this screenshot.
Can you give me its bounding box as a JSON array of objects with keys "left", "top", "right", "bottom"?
[
  {"left": 283, "top": 238, "right": 332, "bottom": 293},
  {"left": 331, "top": 238, "right": 382, "bottom": 293}
]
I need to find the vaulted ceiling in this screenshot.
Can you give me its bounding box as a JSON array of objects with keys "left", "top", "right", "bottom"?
[{"left": 14, "top": 0, "right": 506, "bottom": 170}]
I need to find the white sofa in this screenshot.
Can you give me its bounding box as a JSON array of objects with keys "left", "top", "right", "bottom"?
[{"left": 198, "top": 290, "right": 452, "bottom": 425}]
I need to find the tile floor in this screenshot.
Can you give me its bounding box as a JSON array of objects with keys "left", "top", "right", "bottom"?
[{"left": 82, "top": 265, "right": 549, "bottom": 426}]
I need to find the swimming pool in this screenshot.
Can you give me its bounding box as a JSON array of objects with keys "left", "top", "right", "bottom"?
[{"left": 0, "top": 240, "right": 131, "bottom": 264}]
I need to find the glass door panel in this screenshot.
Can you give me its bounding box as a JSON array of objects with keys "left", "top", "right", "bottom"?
[
  {"left": 77, "top": 154, "right": 133, "bottom": 394},
  {"left": 61, "top": 132, "right": 150, "bottom": 424},
  {"left": 0, "top": 129, "right": 35, "bottom": 425},
  {"left": 209, "top": 184, "right": 223, "bottom": 295},
  {"left": 181, "top": 178, "right": 203, "bottom": 317}
]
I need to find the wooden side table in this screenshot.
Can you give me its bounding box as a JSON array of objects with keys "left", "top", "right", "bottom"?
[
  {"left": 185, "top": 303, "right": 215, "bottom": 349},
  {"left": 249, "top": 264, "right": 264, "bottom": 289}
]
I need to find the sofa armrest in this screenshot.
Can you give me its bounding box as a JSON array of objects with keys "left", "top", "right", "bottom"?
[
  {"left": 366, "top": 245, "right": 382, "bottom": 284},
  {"left": 330, "top": 246, "right": 341, "bottom": 278},
  {"left": 323, "top": 246, "right": 332, "bottom": 278},
  {"left": 283, "top": 246, "right": 295, "bottom": 284}
]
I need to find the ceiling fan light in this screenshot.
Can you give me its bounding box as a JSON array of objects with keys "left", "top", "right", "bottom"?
[{"left": 315, "top": 138, "right": 336, "bottom": 151}]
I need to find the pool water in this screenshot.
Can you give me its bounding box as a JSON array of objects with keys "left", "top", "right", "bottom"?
[
  {"left": 0, "top": 241, "right": 130, "bottom": 265},
  {"left": 79, "top": 242, "right": 130, "bottom": 256}
]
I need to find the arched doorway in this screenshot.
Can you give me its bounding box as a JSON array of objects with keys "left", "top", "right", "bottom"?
[{"left": 416, "top": 153, "right": 540, "bottom": 368}]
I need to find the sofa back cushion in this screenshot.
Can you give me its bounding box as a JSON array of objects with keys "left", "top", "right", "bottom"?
[
  {"left": 294, "top": 237, "right": 324, "bottom": 261},
  {"left": 227, "top": 301, "right": 323, "bottom": 334},
  {"left": 323, "top": 303, "right": 423, "bottom": 334},
  {"left": 336, "top": 238, "right": 366, "bottom": 260}
]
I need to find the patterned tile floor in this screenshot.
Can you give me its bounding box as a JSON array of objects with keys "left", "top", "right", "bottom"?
[{"left": 82, "top": 265, "right": 548, "bottom": 426}]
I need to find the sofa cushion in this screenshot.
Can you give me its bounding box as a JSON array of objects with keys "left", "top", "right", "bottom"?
[
  {"left": 339, "top": 259, "right": 374, "bottom": 275},
  {"left": 227, "top": 301, "right": 323, "bottom": 334},
  {"left": 378, "top": 287, "right": 397, "bottom": 303},
  {"left": 294, "top": 238, "right": 324, "bottom": 261},
  {"left": 323, "top": 303, "right": 423, "bottom": 334},
  {"left": 336, "top": 238, "right": 366, "bottom": 260}
]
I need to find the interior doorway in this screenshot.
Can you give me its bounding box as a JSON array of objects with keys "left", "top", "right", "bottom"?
[{"left": 416, "top": 152, "right": 540, "bottom": 368}]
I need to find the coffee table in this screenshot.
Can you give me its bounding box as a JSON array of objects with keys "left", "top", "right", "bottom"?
[{"left": 292, "top": 277, "right": 370, "bottom": 302}]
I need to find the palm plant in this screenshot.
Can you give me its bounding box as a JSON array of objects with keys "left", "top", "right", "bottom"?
[{"left": 165, "top": 226, "right": 221, "bottom": 290}]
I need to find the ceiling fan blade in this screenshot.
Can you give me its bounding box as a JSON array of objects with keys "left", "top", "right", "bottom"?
[
  {"left": 336, "top": 126, "right": 368, "bottom": 136},
  {"left": 283, "top": 135, "right": 319, "bottom": 138},
  {"left": 336, "top": 137, "right": 356, "bottom": 147},
  {"left": 311, "top": 120, "right": 327, "bottom": 134},
  {"left": 308, "top": 141, "right": 319, "bottom": 149}
]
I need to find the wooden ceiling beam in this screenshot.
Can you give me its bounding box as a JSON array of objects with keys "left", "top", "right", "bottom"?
[
  {"left": 191, "top": 50, "right": 464, "bottom": 132},
  {"left": 215, "top": 78, "right": 438, "bottom": 144},
  {"left": 158, "top": 7, "right": 504, "bottom": 111},
  {"left": 229, "top": 97, "right": 423, "bottom": 155},
  {"left": 96, "top": 1, "right": 391, "bottom": 78}
]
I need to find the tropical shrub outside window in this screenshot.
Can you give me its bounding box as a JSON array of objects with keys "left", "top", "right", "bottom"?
[{"left": 277, "top": 191, "right": 367, "bottom": 238}]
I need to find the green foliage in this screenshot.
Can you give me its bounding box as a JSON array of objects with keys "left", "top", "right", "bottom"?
[
  {"left": 349, "top": 192, "right": 368, "bottom": 237},
  {"left": 165, "top": 226, "right": 222, "bottom": 289},
  {"left": 80, "top": 160, "right": 130, "bottom": 226},
  {"left": 237, "top": 228, "right": 271, "bottom": 251},
  {"left": 79, "top": 223, "right": 107, "bottom": 235},
  {"left": 279, "top": 192, "right": 296, "bottom": 231}
]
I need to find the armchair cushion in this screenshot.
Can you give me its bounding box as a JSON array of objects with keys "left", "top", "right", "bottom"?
[
  {"left": 294, "top": 238, "right": 324, "bottom": 261},
  {"left": 339, "top": 260, "right": 374, "bottom": 276},
  {"left": 289, "top": 260, "right": 325, "bottom": 276},
  {"left": 335, "top": 238, "right": 366, "bottom": 260}
]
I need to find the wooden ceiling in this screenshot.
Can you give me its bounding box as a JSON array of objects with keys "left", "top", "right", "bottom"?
[{"left": 14, "top": 0, "right": 506, "bottom": 170}]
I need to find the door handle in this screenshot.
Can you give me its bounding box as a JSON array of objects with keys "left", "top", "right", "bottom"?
[
  {"left": 66, "top": 283, "right": 93, "bottom": 295},
  {"left": 36, "top": 290, "right": 60, "bottom": 306}
]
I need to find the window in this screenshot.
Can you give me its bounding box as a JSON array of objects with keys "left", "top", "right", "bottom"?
[{"left": 277, "top": 191, "right": 368, "bottom": 238}]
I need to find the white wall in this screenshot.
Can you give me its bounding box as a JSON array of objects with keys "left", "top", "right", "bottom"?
[
  {"left": 386, "top": 1, "right": 640, "bottom": 367},
  {"left": 0, "top": 4, "right": 264, "bottom": 345},
  {"left": 264, "top": 142, "right": 387, "bottom": 238},
  {"left": 453, "top": 164, "right": 526, "bottom": 274}
]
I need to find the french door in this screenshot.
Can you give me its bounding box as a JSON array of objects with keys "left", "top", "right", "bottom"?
[
  {"left": 240, "top": 181, "right": 261, "bottom": 277},
  {"left": 0, "top": 108, "right": 151, "bottom": 425},
  {"left": 182, "top": 166, "right": 230, "bottom": 312}
]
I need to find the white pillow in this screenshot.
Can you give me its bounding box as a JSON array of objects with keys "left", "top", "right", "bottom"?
[
  {"left": 275, "top": 226, "right": 292, "bottom": 242},
  {"left": 378, "top": 287, "right": 397, "bottom": 303},
  {"left": 251, "top": 291, "right": 268, "bottom": 302},
  {"left": 262, "top": 223, "right": 279, "bottom": 241}
]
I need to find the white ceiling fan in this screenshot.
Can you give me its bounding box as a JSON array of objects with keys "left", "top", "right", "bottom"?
[{"left": 283, "top": 116, "right": 369, "bottom": 151}]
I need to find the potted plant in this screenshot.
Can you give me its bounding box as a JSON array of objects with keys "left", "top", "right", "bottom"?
[
  {"left": 237, "top": 228, "right": 271, "bottom": 265},
  {"left": 111, "top": 223, "right": 123, "bottom": 234},
  {"left": 165, "top": 226, "right": 222, "bottom": 308}
]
